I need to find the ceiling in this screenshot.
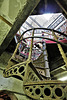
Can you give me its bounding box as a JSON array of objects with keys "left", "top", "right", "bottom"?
[
  {"left": 32, "top": 0, "right": 61, "bottom": 15},
  {"left": 31, "top": 0, "right": 67, "bottom": 18},
  {"left": 18, "top": 13, "right": 66, "bottom": 37}
]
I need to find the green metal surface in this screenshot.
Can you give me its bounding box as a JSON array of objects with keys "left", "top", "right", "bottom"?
[{"left": 0, "top": 0, "right": 40, "bottom": 55}]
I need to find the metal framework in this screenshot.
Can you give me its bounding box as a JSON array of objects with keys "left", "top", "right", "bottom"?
[{"left": 3, "top": 28, "right": 67, "bottom": 100}]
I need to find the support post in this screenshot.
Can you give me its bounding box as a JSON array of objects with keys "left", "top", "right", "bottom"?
[
  {"left": 42, "top": 42, "right": 50, "bottom": 78},
  {"left": 52, "top": 31, "right": 67, "bottom": 68},
  {"left": 28, "top": 30, "right": 34, "bottom": 60}
]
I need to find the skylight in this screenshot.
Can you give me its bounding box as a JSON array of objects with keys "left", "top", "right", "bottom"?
[{"left": 43, "top": 13, "right": 53, "bottom": 20}]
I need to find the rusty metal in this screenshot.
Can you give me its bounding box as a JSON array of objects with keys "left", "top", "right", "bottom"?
[
  {"left": 22, "top": 32, "right": 67, "bottom": 99},
  {"left": 3, "top": 59, "right": 42, "bottom": 81},
  {"left": 23, "top": 80, "right": 67, "bottom": 100},
  {"left": 0, "top": 90, "right": 18, "bottom": 100},
  {"left": 0, "top": 90, "right": 26, "bottom": 96},
  {"left": 3, "top": 30, "right": 42, "bottom": 82},
  {"left": 3, "top": 60, "right": 27, "bottom": 80},
  {"left": 3, "top": 28, "right": 67, "bottom": 100}
]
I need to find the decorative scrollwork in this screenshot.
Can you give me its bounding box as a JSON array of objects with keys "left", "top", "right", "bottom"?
[{"left": 23, "top": 81, "right": 67, "bottom": 100}]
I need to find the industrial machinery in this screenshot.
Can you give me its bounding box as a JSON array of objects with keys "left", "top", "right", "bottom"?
[{"left": 3, "top": 28, "right": 67, "bottom": 100}]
